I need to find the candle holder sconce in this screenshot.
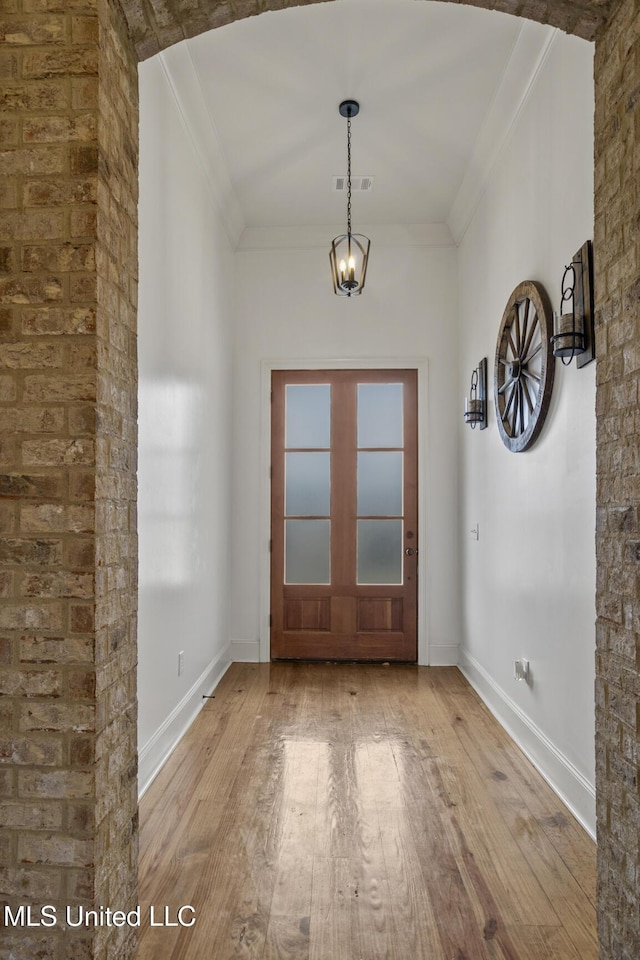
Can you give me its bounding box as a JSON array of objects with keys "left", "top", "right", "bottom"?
[
  {"left": 464, "top": 357, "right": 488, "bottom": 430},
  {"left": 550, "top": 240, "right": 595, "bottom": 367}
]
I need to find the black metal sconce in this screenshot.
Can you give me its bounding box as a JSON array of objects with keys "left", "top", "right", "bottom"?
[
  {"left": 550, "top": 240, "right": 595, "bottom": 367},
  {"left": 464, "top": 357, "right": 488, "bottom": 429}
]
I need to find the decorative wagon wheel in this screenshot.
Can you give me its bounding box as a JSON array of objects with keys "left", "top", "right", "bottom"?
[{"left": 494, "top": 280, "right": 555, "bottom": 453}]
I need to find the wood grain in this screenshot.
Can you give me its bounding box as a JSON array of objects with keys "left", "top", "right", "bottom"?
[
  {"left": 136, "top": 663, "right": 596, "bottom": 960},
  {"left": 270, "top": 369, "right": 418, "bottom": 661}
]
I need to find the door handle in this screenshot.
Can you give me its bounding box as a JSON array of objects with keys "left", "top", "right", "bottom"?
[{"left": 404, "top": 547, "right": 415, "bottom": 557}]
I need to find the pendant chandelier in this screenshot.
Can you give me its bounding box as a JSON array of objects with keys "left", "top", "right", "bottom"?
[{"left": 329, "top": 100, "right": 371, "bottom": 296}]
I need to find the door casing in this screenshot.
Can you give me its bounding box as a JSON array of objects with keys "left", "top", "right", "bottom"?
[{"left": 259, "top": 357, "right": 430, "bottom": 664}]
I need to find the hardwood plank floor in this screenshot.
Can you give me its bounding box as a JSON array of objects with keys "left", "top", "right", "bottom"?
[{"left": 136, "top": 663, "right": 596, "bottom": 960}]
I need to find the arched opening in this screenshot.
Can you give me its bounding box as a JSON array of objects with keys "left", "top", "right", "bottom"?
[{"left": 2, "top": 1, "right": 636, "bottom": 959}]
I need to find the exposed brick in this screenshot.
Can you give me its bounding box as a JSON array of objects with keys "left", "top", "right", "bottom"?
[
  {"left": 0, "top": 867, "right": 62, "bottom": 900},
  {"left": 0, "top": 342, "right": 64, "bottom": 368},
  {"left": 22, "top": 572, "right": 94, "bottom": 599},
  {"left": 594, "top": 1, "right": 640, "bottom": 958},
  {"left": 22, "top": 306, "right": 97, "bottom": 336},
  {"left": 19, "top": 701, "right": 95, "bottom": 733},
  {"left": 21, "top": 504, "right": 95, "bottom": 534},
  {"left": 19, "top": 635, "right": 94, "bottom": 664},
  {"left": 0, "top": 209, "right": 66, "bottom": 242},
  {"left": 0, "top": 373, "right": 17, "bottom": 401},
  {"left": 0, "top": 572, "right": 13, "bottom": 597},
  {"left": 23, "top": 178, "right": 97, "bottom": 207},
  {"left": 22, "top": 243, "right": 96, "bottom": 273},
  {"left": 0, "top": 538, "right": 62, "bottom": 565},
  {"left": 0, "top": 474, "right": 63, "bottom": 500},
  {"left": 0, "top": 801, "right": 63, "bottom": 830},
  {"left": 0, "top": 146, "right": 66, "bottom": 175},
  {"left": 23, "top": 114, "right": 97, "bottom": 143},
  {"left": 0, "top": 16, "right": 66, "bottom": 44},
  {"left": 0, "top": 276, "right": 64, "bottom": 304},
  {"left": 17, "top": 768, "right": 93, "bottom": 799},
  {"left": 22, "top": 49, "right": 99, "bottom": 79},
  {"left": 0, "top": 603, "right": 63, "bottom": 631},
  {"left": 0, "top": 669, "right": 63, "bottom": 697},
  {"left": 0, "top": 81, "right": 69, "bottom": 111},
  {"left": 0, "top": 501, "right": 17, "bottom": 535},
  {"left": 18, "top": 832, "right": 93, "bottom": 867},
  {"left": 0, "top": 2, "right": 617, "bottom": 960},
  {"left": 1, "top": 735, "right": 63, "bottom": 766},
  {"left": 70, "top": 603, "right": 95, "bottom": 633},
  {"left": 22, "top": 438, "right": 95, "bottom": 465}
]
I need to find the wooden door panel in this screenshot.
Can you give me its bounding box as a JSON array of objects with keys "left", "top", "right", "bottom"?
[
  {"left": 271, "top": 369, "right": 418, "bottom": 662},
  {"left": 284, "top": 598, "right": 331, "bottom": 632},
  {"left": 357, "top": 597, "right": 403, "bottom": 632}
]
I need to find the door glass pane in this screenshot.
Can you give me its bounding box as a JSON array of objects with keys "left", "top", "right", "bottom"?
[
  {"left": 357, "top": 520, "right": 402, "bottom": 584},
  {"left": 286, "top": 452, "right": 330, "bottom": 516},
  {"left": 285, "top": 520, "right": 331, "bottom": 584},
  {"left": 286, "top": 384, "right": 331, "bottom": 448},
  {"left": 357, "top": 383, "right": 403, "bottom": 448},
  {"left": 357, "top": 452, "right": 402, "bottom": 516}
]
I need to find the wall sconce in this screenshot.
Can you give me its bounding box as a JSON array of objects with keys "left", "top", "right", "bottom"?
[
  {"left": 464, "top": 357, "right": 488, "bottom": 429},
  {"left": 550, "top": 240, "right": 595, "bottom": 367}
]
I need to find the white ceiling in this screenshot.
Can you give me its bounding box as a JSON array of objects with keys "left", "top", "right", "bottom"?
[{"left": 161, "top": 0, "right": 553, "bottom": 234}]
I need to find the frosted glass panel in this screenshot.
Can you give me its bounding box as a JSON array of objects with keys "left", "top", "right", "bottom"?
[
  {"left": 285, "top": 520, "right": 331, "bottom": 584},
  {"left": 357, "top": 452, "right": 402, "bottom": 516},
  {"left": 357, "top": 520, "right": 402, "bottom": 584},
  {"left": 286, "top": 453, "right": 330, "bottom": 516},
  {"left": 358, "top": 383, "right": 403, "bottom": 448},
  {"left": 286, "top": 384, "right": 331, "bottom": 448}
]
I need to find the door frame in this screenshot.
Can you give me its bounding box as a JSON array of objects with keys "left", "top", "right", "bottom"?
[{"left": 259, "top": 357, "right": 430, "bottom": 664}]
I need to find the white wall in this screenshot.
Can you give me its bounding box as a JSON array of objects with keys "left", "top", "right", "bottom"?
[
  {"left": 137, "top": 55, "right": 235, "bottom": 792},
  {"left": 137, "top": 25, "right": 597, "bottom": 836},
  {"left": 231, "top": 227, "right": 460, "bottom": 665},
  {"left": 457, "top": 33, "right": 596, "bottom": 833}
]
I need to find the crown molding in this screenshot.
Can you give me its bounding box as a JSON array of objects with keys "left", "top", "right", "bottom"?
[
  {"left": 447, "top": 22, "right": 559, "bottom": 246},
  {"left": 157, "top": 44, "right": 245, "bottom": 248}
]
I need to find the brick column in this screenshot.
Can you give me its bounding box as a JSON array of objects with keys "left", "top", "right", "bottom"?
[
  {"left": 594, "top": 2, "right": 640, "bottom": 959},
  {"left": 0, "top": 2, "right": 138, "bottom": 958}
]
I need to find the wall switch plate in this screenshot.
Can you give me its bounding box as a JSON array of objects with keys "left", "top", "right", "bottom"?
[
  {"left": 514, "top": 658, "right": 529, "bottom": 682},
  {"left": 470, "top": 523, "right": 479, "bottom": 540},
  {"left": 178, "top": 651, "right": 184, "bottom": 676}
]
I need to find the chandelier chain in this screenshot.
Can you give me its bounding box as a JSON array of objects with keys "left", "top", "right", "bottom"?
[{"left": 346, "top": 116, "right": 352, "bottom": 236}]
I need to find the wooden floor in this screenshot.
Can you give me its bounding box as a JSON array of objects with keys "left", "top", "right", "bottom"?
[{"left": 136, "top": 663, "right": 597, "bottom": 960}]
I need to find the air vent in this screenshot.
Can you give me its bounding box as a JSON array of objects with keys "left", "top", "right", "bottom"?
[{"left": 333, "top": 176, "right": 374, "bottom": 193}]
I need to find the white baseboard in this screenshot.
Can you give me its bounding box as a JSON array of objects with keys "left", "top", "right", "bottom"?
[
  {"left": 138, "top": 646, "right": 231, "bottom": 798},
  {"left": 428, "top": 644, "right": 459, "bottom": 666},
  {"left": 459, "top": 649, "right": 596, "bottom": 839},
  {"left": 230, "top": 639, "right": 260, "bottom": 662}
]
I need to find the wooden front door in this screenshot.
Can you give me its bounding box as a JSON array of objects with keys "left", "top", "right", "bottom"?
[{"left": 270, "top": 369, "right": 418, "bottom": 661}]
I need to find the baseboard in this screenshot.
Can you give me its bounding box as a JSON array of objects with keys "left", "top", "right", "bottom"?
[
  {"left": 230, "top": 639, "right": 260, "bottom": 662},
  {"left": 458, "top": 649, "right": 596, "bottom": 839},
  {"left": 138, "top": 646, "right": 231, "bottom": 798},
  {"left": 428, "top": 644, "right": 459, "bottom": 666}
]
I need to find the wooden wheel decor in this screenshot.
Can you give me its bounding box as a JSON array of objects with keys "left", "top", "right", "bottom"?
[{"left": 494, "top": 280, "right": 555, "bottom": 453}]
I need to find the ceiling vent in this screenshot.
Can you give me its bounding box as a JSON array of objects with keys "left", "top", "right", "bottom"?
[{"left": 333, "top": 175, "right": 374, "bottom": 193}]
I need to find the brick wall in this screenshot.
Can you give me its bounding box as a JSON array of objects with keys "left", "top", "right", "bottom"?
[
  {"left": 594, "top": 2, "right": 640, "bottom": 958},
  {"left": 119, "top": 0, "right": 611, "bottom": 59},
  {"left": 93, "top": 1, "right": 138, "bottom": 959},
  {"left": 0, "top": 1, "right": 138, "bottom": 958}
]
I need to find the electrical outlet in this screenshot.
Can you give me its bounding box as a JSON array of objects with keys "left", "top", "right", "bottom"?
[
  {"left": 178, "top": 651, "right": 184, "bottom": 676},
  {"left": 514, "top": 658, "right": 529, "bottom": 682}
]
